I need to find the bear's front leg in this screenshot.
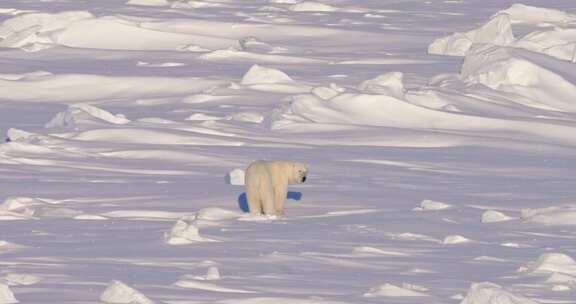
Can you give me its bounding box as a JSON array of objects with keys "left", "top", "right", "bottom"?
[{"left": 273, "top": 183, "right": 288, "bottom": 216}]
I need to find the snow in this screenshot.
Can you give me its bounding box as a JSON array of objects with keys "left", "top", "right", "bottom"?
[
  {"left": 126, "top": 0, "right": 169, "bottom": 7},
  {"left": 415, "top": 199, "right": 452, "bottom": 211},
  {"left": 288, "top": 2, "right": 338, "bottom": 13},
  {"left": 429, "top": 4, "right": 576, "bottom": 60},
  {"left": 522, "top": 252, "right": 576, "bottom": 275},
  {"left": 241, "top": 64, "right": 295, "bottom": 85},
  {"left": 164, "top": 215, "right": 218, "bottom": 245},
  {"left": 1, "top": 0, "right": 576, "bottom": 303},
  {"left": 100, "top": 280, "right": 154, "bottom": 304},
  {"left": 46, "top": 104, "right": 130, "bottom": 129},
  {"left": 481, "top": 210, "right": 514, "bottom": 223},
  {"left": 428, "top": 13, "right": 514, "bottom": 57},
  {"left": 363, "top": 283, "right": 429, "bottom": 297},
  {"left": 522, "top": 205, "right": 576, "bottom": 225},
  {"left": 460, "top": 282, "right": 538, "bottom": 304},
  {"left": 225, "top": 168, "right": 245, "bottom": 185},
  {"left": 442, "top": 234, "right": 472, "bottom": 245},
  {"left": 0, "top": 284, "right": 17, "bottom": 304},
  {"left": 499, "top": 4, "right": 576, "bottom": 25}
]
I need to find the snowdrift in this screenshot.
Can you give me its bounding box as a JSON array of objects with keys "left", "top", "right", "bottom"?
[
  {"left": 429, "top": 4, "right": 576, "bottom": 62},
  {"left": 460, "top": 282, "right": 538, "bottom": 304},
  {"left": 0, "top": 73, "right": 224, "bottom": 103},
  {"left": 0, "top": 11, "right": 236, "bottom": 51},
  {"left": 462, "top": 44, "right": 576, "bottom": 112},
  {"left": 270, "top": 69, "right": 576, "bottom": 146}
]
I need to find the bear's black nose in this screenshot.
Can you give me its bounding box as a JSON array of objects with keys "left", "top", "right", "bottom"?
[{"left": 302, "top": 176, "right": 307, "bottom": 183}]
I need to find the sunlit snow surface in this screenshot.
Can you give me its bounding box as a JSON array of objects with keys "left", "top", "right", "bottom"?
[{"left": 1, "top": 0, "right": 576, "bottom": 303}]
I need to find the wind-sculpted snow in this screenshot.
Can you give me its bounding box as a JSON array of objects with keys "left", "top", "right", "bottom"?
[
  {"left": 270, "top": 71, "right": 576, "bottom": 147},
  {"left": 429, "top": 4, "right": 576, "bottom": 61},
  {"left": 460, "top": 282, "right": 539, "bottom": 304},
  {"left": 1, "top": 1, "right": 576, "bottom": 303},
  {"left": 0, "top": 73, "right": 225, "bottom": 103}
]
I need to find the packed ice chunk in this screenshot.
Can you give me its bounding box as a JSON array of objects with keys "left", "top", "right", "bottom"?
[
  {"left": 228, "top": 112, "right": 264, "bottom": 123},
  {"left": 0, "top": 11, "right": 93, "bottom": 49},
  {"left": 462, "top": 44, "right": 576, "bottom": 112},
  {"left": 522, "top": 205, "right": 576, "bottom": 225},
  {"left": 239, "top": 36, "right": 276, "bottom": 53},
  {"left": 546, "top": 272, "right": 576, "bottom": 284},
  {"left": 126, "top": 0, "right": 169, "bottom": 6},
  {"left": 481, "top": 210, "right": 514, "bottom": 223},
  {"left": 100, "top": 280, "right": 154, "bottom": 304},
  {"left": 164, "top": 215, "right": 216, "bottom": 245},
  {"left": 225, "top": 169, "right": 245, "bottom": 186},
  {"left": 0, "top": 273, "right": 41, "bottom": 286},
  {"left": 460, "top": 282, "right": 538, "bottom": 304},
  {"left": 513, "top": 28, "right": 576, "bottom": 62},
  {"left": 197, "top": 208, "right": 241, "bottom": 221},
  {"left": 311, "top": 86, "right": 340, "bottom": 100},
  {"left": 358, "top": 72, "right": 405, "bottom": 98},
  {"left": 0, "top": 284, "right": 17, "bottom": 304},
  {"left": 45, "top": 104, "right": 130, "bottom": 129},
  {"left": 472, "top": 14, "right": 514, "bottom": 46},
  {"left": 241, "top": 65, "right": 295, "bottom": 85},
  {"left": 5, "top": 128, "right": 36, "bottom": 142},
  {"left": 186, "top": 266, "right": 222, "bottom": 281},
  {"left": 499, "top": 4, "right": 576, "bottom": 25},
  {"left": 428, "top": 32, "right": 474, "bottom": 57},
  {"left": 429, "top": 4, "right": 576, "bottom": 59},
  {"left": 428, "top": 14, "right": 514, "bottom": 56},
  {"left": 522, "top": 252, "right": 576, "bottom": 275},
  {"left": 443, "top": 235, "right": 471, "bottom": 245},
  {"left": 205, "top": 266, "right": 221, "bottom": 281},
  {"left": 415, "top": 199, "right": 452, "bottom": 211},
  {"left": 289, "top": 2, "right": 338, "bottom": 12},
  {"left": 364, "top": 283, "right": 428, "bottom": 297}
]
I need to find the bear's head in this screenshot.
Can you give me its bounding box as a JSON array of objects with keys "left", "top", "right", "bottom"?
[{"left": 291, "top": 162, "right": 308, "bottom": 184}]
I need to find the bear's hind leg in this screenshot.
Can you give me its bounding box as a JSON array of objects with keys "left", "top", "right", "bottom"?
[
  {"left": 247, "top": 188, "right": 263, "bottom": 215},
  {"left": 261, "top": 181, "right": 276, "bottom": 215}
]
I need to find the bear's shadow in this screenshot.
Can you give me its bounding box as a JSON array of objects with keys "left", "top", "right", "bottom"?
[{"left": 238, "top": 192, "right": 303, "bottom": 213}]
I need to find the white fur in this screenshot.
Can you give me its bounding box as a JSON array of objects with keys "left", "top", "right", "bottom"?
[{"left": 245, "top": 160, "right": 308, "bottom": 215}]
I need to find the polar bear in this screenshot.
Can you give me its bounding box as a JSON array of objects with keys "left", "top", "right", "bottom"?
[{"left": 245, "top": 160, "right": 308, "bottom": 216}]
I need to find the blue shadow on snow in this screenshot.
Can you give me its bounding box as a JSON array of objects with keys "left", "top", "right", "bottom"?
[{"left": 238, "top": 191, "right": 303, "bottom": 213}]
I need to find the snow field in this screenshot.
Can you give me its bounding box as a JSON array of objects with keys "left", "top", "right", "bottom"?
[{"left": 0, "top": 1, "right": 575, "bottom": 303}]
